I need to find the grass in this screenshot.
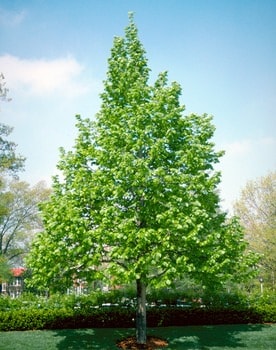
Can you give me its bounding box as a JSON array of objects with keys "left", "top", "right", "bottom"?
[{"left": 0, "top": 324, "right": 275, "bottom": 349}]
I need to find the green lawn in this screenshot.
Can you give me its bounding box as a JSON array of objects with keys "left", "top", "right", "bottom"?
[{"left": 0, "top": 324, "right": 275, "bottom": 349}]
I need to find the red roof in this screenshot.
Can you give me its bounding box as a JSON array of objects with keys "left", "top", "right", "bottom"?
[{"left": 11, "top": 267, "right": 26, "bottom": 277}]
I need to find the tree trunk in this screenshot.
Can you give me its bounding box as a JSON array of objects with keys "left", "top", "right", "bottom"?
[{"left": 136, "top": 278, "right": 147, "bottom": 344}]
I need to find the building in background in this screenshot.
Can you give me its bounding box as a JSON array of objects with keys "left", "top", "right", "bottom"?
[{"left": 1, "top": 267, "right": 26, "bottom": 298}]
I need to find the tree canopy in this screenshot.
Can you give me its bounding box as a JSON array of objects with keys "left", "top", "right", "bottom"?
[
  {"left": 0, "top": 73, "right": 11, "bottom": 103},
  {"left": 234, "top": 171, "right": 276, "bottom": 290},
  {"left": 27, "top": 15, "right": 257, "bottom": 344},
  {"left": 0, "top": 73, "right": 30, "bottom": 290},
  {"left": 0, "top": 180, "right": 50, "bottom": 267},
  {"left": 0, "top": 124, "right": 25, "bottom": 178},
  {"left": 0, "top": 74, "right": 25, "bottom": 177}
]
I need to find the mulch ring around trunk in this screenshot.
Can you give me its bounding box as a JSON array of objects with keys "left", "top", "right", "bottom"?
[{"left": 117, "top": 335, "right": 168, "bottom": 349}]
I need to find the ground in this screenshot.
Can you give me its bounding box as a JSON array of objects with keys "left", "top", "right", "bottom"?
[{"left": 117, "top": 336, "right": 168, "bottom": 349}]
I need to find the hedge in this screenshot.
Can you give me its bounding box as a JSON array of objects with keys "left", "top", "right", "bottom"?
[{"left": 0, "top": 305, "right": 275, "bottom": 331}]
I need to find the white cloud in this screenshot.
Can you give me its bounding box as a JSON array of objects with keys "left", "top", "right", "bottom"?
[
  {"left": 222, "top": 137, "right": 276, "bottom": 160},
  {"left": 218, "top": 137, "right": 276, "bottom": 212},
  {"left": 223, "top": 139, "right": 252, "bottom": 157},
  {"left": 0, "top": 8, "right": 26, "bottom": 27},
  {"left": 0, "top": 54, "right": 92, "bottom": 97},
  {"left": 259, "top": 136, "right": 276, "bottom": 147}
]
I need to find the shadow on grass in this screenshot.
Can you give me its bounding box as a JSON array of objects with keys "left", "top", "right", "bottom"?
[
  {"left": 157, "top": 324, "right": 271, "bottom": 349},
  {"left": 53, "top": 328, "right": 132, "bottom": 349},
  {"left": 53, "top": 324, "right": 275, "bottom": 350}
]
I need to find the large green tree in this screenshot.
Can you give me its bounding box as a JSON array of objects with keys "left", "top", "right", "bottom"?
[
  {"left": 27, "top": 15, "right": 256, "bottom": 345},
  {"left": 234, "top": 171, "right": 276, "bottom": 290}
]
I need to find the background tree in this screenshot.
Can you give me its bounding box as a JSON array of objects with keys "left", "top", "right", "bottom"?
[
  {"left": 0, "top": 255, "right": 11, "bottom": 286},
  {"left": 234, "top": 171, "right": 276, "bottom": 290},
  {"left": 27, "top": 15, "right": 257, "bottom": 345},
  {"left": 0, "top": 73, "right": 49, "bottom": 292},
  {"left": 0, "top": 180, "right": 50, "bottom": 267},
  {"left": 0, "top": 73, "right": 25, "bottom": 177},
  {"left": 0, "top": 124, "right": 25, "bottom": 177},
  {"left": 0, "top": 73, "right": 11, "bottom": 103}
]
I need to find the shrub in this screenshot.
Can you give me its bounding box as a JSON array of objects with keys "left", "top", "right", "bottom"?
[
  {"left": 254, "top": 304, "right": 276, "bottom": 323},
  {"left": 0, "top": 288, "right": 275, "bottom": 331},
  {"left": 0, "top": 306, "right": 136, "bottom": 331},
  {"left": 1, "top": 304, "right": 275, "bottom": 332},
  {"left": 0, "top": 308, "right": 72, "bottom": 331}
]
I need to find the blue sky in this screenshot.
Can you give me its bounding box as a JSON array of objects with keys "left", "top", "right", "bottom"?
[{"left": 0, "top": 0, "right": 275, "bottom": 212}]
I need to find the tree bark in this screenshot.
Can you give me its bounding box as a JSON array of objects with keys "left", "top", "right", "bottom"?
[{"left": 136, "top": 278, "right": 147, "bottom": 344}]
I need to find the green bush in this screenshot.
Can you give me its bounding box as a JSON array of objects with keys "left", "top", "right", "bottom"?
[
  {"left": 247, "top": 290, "right": 276, "bottom": 323},
  {"left": 0, "top": 308, "right": 73, "bottom": 331},
  {"left": 146, "top": 307, "right": 265, "bottom": 327},
  {"left": 0, "top": 288, "right": 275, "bottom": 331},
  {"left": 254, "top": 304, "right": 276, "bottom": 323},
  {"left": 2, "top": 288, "right": 249, "bottom": 311},
  {"left": 0, "top": 295, "right": 24, "bottom": 311},
  {"left": 1, "top": 304, "right": 275, "bottom": 332},
  {"left": 0, "top": 306, "right": 136, "bottom": 331}
]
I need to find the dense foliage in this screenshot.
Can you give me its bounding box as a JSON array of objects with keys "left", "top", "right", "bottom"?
[
  {"left": 0, "top": 74, "right": 25, "bottom": 177},
  {"left": 27, "top": 15, "right": 257, "bottom": 343},
  {"left": 0, "top": 180, "right": 50, "bottom": 267},
  {"left": 0, "top": 74, "right": 26, "bottom": 285},
  {"left": 234, "top": 171, "right": 276, "bottom": 290},
  {"left": 0, "top": 290, "right": 275, "bottom": 331},
  {"left": 28, "top": 17, "right": 256, "bottom": 293}
]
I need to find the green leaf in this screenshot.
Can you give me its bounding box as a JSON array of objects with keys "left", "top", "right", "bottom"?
[{"left": 27, "top": 15, "right": 256, "bottom": 297}]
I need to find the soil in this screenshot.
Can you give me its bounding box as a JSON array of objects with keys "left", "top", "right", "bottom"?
[{"left": 117, "top": 335, "right": 168, "bottom": 350}]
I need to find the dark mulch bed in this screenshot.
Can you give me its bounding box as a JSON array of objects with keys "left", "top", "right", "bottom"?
[{"left": 117, "top": 336, "right": 168, "bottom": 349}]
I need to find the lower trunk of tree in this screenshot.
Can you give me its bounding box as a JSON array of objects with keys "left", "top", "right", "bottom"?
[{"left": 136, "top": 278, "right": 147, "bottom": 344}]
